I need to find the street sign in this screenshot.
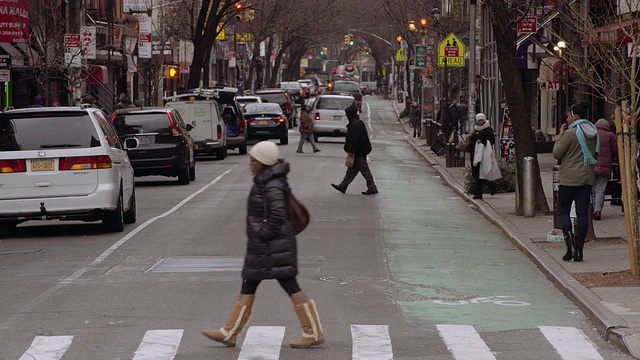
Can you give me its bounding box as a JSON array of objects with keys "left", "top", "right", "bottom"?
[
  {"left": 438, "top": 33, "right": 466, "bottom": 67},
  {"left": 0, "top": 46, "right": 11, "bottom": 69},
  {"left": 517, "top": 17, "right": 537, "bottom": 33},
  {"left": 415, "top": 45, "right": 427, "bottom": 68},
  {"left": 395, "top": 47, "right": 406, "bottom": 62},
  {"left": 0, "top": 70, "right": 10, "bottom": 82}
]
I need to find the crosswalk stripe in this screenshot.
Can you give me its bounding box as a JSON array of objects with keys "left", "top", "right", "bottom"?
[
  {"left": 437, "top": 324, "right": 496, "bottom": 360},
  {"left": 19, "top": 335, "right": 73, "bottom": 360},
  {"left": 351, "top": 324, "right": 393, "bottom": 360},
  {"left": 132, "top": 329, "right": 183, "bottom": 360},
  {"left": 539, "top": 326, "right": 604, "bottom": 360},
  {"left": 238, "top": 326, "right": 285, "bottom": 360}
]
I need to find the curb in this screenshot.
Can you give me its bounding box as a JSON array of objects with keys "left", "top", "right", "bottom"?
[{"left": 392, "top": 102, "right": 640, "bottom": 358}]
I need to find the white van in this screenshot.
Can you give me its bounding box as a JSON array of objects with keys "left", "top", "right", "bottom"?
[{"left": 166, "top": 100, "right": 228, "bottom": 159}]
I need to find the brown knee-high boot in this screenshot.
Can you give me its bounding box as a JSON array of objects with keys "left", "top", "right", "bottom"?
[
  {"left": 202, "top": 295, "right": 254, "bottom": 347},
  {"left": 290, "top": 299, "right": 325, "bottom": 348}
]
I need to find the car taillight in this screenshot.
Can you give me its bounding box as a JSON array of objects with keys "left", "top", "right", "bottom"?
[
  {"left": 314, "top": 113, "right": 320, "bottom": 120},
  {"left": 217, "top": 124, "right": 222, "bottom": 139},
  {"left": 245, "top": 118, "right": 254, "bottom": 124},
  {"left": 239, "top": 119, "right": 246, "bottom": 131},
  {"left": 167, "top": 113, "right": 181, "bottom": 136},
  {"left": 59, "top": 156, "right": 112, "bottom": 170},
  {"left": 299, "top": 89, "right": 304, "bottom": 95},
  {"left": 0, "top": 159, "right": 27, "bottom": 173},
  {"left": 274, "top": 117, "right": 286, "bottom": 123}
]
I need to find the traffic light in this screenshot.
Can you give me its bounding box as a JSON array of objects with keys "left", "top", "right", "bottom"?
[
  {"left": 344, "top": 34, "right": 349, "bottom": 45},
  {"left": 364, "top": 46, "right": 371, "bottom": 55},
  {"left": 320, "top": 46, "right": 327, "bottom": 55},
  {"left": 164, "top": 65, "right": 179, "bottom": 78},
  {"left": 419, "top": 18, "right": 427, "bottom": 36},
  {"left": 234, "top": 2, "right": 244, "bottom": 20},
  {"left": 348, "top": 34, "right": 354, "bottom": 46}
]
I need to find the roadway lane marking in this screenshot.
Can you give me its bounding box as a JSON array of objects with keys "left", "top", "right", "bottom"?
[
  {"left": 6, "top": 166, "right": 238, "bottom": 324},
  {"left": 437, "top": 324, "right": 496, "bottom": 360},
  {"left": 19, "top": 335, "right": 73, "bottom": 360},
  {"left": 132, "top": 329, "right": 183, "bottom": 360},
  {"left": 366, "top": 102, "right": 373, "bottom": 131},
  {"left": 238, "top": 326, "right": 285, "bottom": 360},
  {"left": 351, "top": 324, "right": 393, "bottom": 359},
  {"left": 539, "top": 326, "right": 604, "bottom": 360}
]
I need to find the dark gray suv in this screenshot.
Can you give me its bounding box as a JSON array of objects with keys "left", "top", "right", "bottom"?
[{"left": 331, "top": 80, "right": 362, "bottom": 111}]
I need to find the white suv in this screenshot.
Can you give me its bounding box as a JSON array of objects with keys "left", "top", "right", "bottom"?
[{"left": 0, "top": 105, "right": 138, "bottom": 233}]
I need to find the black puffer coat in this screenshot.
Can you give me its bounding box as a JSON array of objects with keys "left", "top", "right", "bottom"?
[
  {"left": 344, "top": 105, "right": 372, "bottom": 155},
  {"left": 468, "top": 127, "right": 495, "bottom": 177},
  {"left": 243, "top": 160, "right": 297, "bottom": 281}
]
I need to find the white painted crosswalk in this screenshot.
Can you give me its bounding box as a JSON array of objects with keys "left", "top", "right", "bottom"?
[{"left": 15, "top": 324, "right": 608, "bottom": 359}]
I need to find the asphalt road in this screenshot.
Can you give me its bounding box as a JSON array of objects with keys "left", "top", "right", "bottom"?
[{"left": 0, "top": 96, "right": 632, "bottom": 359}]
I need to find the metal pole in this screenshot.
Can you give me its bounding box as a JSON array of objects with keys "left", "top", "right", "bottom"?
[
  {"left": 553, "top": 165, "right": 560, "bottom": 227},
  {"left": 467, "top": 1, "right": 476, "bottom": 135},
  {"left": 523, "top": 156, "right": 535, "bottom": 217}
]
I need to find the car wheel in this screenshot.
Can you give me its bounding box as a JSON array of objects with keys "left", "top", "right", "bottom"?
[
  {"left": 216, "top": 147, "right": 226, "bottom": 160},
  {"left": 104, "top": 190, "right": 125, "bottom": 232},
  {"left": 280, "top": 136, "right": 288, "bottom": 145},
  {"left": 189, "top": 164, "right": 196, "bottom": 181},
  {"left": 123, "top": 186, "right": 136, "bottom": 224},
  {"left": 178, "top": 166, "right": 191, "bottom": 185},
  {"left": 239, "top": 144, "right": 248, "bottom": 155}
]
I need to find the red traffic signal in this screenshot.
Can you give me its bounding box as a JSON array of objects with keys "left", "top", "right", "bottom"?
[{"left": 235, "top": 2, "right": 244, "bottom": 10}]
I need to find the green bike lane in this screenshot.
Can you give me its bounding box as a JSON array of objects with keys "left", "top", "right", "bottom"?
[{"left": 365, "top": 99, "right": 585, "bottom": 333}]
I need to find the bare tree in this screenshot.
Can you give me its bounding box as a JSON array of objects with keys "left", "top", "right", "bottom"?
[
  {"left": 486, "top": 1, "right": 551, "bottom": 215},
  {"left": 558, "top": 0, "right": 640, "bottom": 274}
]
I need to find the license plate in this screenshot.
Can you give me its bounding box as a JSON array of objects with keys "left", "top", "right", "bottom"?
[
  {"left": 258, "top": 120, "right": 268, "bottom": 125},
  {"left": 138, "top": 136, "right": 151, "bottom": 144},
  {"left": 31, "top": 159, "right": 55, "bottom": 172},
  {"left": 332, "top": 116, "right": 342, "bottom": 121}
]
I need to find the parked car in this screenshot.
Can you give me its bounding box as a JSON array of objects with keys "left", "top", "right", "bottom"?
[
  {"left": 244, "top": 103, "right": 288, "bottom": 145},
  {"left": 360, "top": 81, "right": 377, "bottom": 96},
  {"left": 163, "top": 87, "right": 248, "bottom": 155},
  {"left": 255, "top": 88, "right": 298, "bottom": 129},
  {"left": 0, "top": 105, "right": 138, "bottom": 233},
  {"left": 309, "top": 95, "right": 355, "bottom": 142},
  {"left": 111, "top": 107, "right": 196, "bottom": 184},
  {"left": 280, "top": 81, "right": 305, "bottom": 105},
  {"left": 165, "top": 99, "right": 227, "bottom": 159},
  {"left": 331, "top": 80, "right": 363, "bottom": 111}
]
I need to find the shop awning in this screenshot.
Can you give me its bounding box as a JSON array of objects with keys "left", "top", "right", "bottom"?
[{"left": 584, "top": 19, "right": 640, "bottom": 45}]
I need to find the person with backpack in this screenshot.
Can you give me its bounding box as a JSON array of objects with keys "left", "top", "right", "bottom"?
[{"left": 202, "top": 141, "right": 324, "bottom": 349}]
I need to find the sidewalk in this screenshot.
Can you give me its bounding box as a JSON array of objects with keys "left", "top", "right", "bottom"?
[{"left": 391, "top": 101, "right": 640, "bottom": 358}]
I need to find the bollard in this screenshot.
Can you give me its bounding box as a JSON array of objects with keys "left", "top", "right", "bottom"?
[
  {"left": 552, "top": 165, "right": 560, "bottom": 228},
  {"left": 523, "top": 156, "right": 535, "bottom": 217},
  {"left": 425, "top": 120, "right": 433, "bottom": 145}
]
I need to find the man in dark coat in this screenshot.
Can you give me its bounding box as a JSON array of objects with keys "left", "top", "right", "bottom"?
[
  {"left": 331, "top": 103, "right": 379, "bottom": 195},
  {"left": 443, "top": 99, "right": 459, "bottom": 141}
]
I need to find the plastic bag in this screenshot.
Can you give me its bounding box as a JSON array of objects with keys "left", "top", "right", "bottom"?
[{"left": 480, "top": 143, "right": 502, "bottom": 181}]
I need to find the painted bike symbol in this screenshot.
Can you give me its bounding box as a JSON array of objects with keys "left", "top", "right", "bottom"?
[{"left": 433, "top": 296, "right": 530, "bottom": 307}]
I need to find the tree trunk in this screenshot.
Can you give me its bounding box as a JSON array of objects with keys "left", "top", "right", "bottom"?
[{"left": 488, "top": 4, "right": 551, "bottom": 215}]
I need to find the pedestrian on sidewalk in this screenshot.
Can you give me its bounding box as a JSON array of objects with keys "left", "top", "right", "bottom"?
[
  {"left": 410, "top": 102, "right": 422, "bottom": 138},
  {"left": 468, "top": 113, "right": 497, "bottom": 199},
  {"left": 592, "top": 118, "right": 618, "bottom": 220},
  {"left": 331, "top": 103, "right": 379, "bottom": 195},
  {"left": 553, "top": 102, "right": 599, "bottom": 262},
  {"left": 296, "top": 105, "right": 321, "bottom": 154},
  {"left": 203, "top": 141, "right": 324, "bottom": 349}
]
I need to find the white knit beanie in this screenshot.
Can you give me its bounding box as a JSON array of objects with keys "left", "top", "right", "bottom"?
[
  {"left": 475, "top": 113, "right": 487, "bottom": 123},
  {"left": 249, "top": 141, "right": 279, "bottom": 166}
]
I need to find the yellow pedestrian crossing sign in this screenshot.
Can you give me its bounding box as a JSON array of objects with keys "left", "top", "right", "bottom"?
[
  {"left": 396, "top": 47, "right": 406, "bottom": 62},
  {"left": 438, "top": 33, "right": 465, "bottom": 67}
]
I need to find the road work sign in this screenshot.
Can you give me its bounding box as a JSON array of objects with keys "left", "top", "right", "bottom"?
[{"left": 438, "top": 33, "right": 466, "bottom": 67}]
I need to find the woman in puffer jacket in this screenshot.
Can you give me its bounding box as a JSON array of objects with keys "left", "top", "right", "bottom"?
[
  {"left": 592, "top": 118, "right": 618, "bottom": 221},
  {"left": 202, "top": 141, "right": 324, "bottom": 349},
  {"left": 553, "top": 102, "right": 599, "bottom": 262}
]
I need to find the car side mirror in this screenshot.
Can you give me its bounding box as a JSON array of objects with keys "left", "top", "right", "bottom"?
[
  {"left": 185, "top": 123, "right": 193, "bottom": 131},
  {"left": 124, "top": 137, "right": 139, "bottom": 150}
]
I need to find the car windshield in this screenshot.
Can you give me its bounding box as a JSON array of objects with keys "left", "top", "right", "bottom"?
[
  {"left": 281, "top": 83, "right": 301, "bottom": 90},
  {"left": 334, "top": 82, "right": 359, "bottom": 92},
  {"left": 112, "top": 113, "right": 171, "bottom": 134},
  {"left": 0, "top": 113, "right": 101, "bottom": 151},
  {"left": 244, "top": 103, "right": 282, "bottom": 115},
  {"left": 316, "top": 98, "right": 354, "bottom": 110},
  {"left": 238, "top": 97, "right": 260, "bottom": 104},
  {"left": 258, "top": 93, "right": 287, "bottom": 104}
]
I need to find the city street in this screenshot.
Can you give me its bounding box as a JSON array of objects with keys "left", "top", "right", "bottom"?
[{"left": 0, "top": 96, "right": 632, "bottom": 359}]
